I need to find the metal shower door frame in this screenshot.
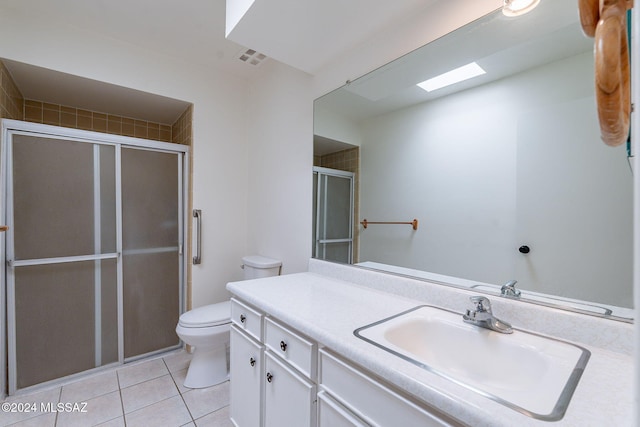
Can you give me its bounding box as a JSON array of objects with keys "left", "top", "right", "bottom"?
[{"left": 1, "top": 119, "right": 189, "bottom": 395}]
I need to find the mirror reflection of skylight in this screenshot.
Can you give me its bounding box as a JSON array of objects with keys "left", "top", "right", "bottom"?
[{"left": 417, "top": 62, "right": 486, "bottom": 92}]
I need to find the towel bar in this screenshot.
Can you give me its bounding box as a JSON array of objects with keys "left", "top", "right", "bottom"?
[{"left": 360, "top": 219, "right": 418, "bottom": 230}]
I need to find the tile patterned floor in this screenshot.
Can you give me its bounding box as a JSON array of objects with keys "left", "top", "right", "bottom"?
[{"left": 0, "top": 351, "right": 233, "bottom": 427}]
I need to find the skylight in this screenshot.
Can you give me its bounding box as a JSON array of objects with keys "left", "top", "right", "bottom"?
[{"left": 417, "top": 62, "right": 486, "bottom": 92}]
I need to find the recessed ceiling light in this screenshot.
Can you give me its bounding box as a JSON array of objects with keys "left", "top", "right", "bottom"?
[
  {"left": 416, "top": 62, "right": 486, "bottom": 92},
  {"left": 503, "top": 0, "right": 541, "bottom": 17}
]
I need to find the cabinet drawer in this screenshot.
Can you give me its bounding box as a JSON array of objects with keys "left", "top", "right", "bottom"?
[
  {"left": 265, "top": 317, "right": 317, "bottom": 379},
  {"left": 318, "top": 391, "right": 369, "bottom": 427},
  {"left": 319, "top": 350, "right": 457, "bottom": 427},
  {"left": 231, "top": 298, "right": 263, "bottom": 341}
]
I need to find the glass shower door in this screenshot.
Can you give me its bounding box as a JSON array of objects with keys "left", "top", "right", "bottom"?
[
  {"left": 5, "top": 125, "right": 186, "bottom": 394},
  {"left": 121, "top": 147, "right": 182, "bottom": 359},
  {"left": 7, "top": 134, "right": 118, "bottom": 392}
]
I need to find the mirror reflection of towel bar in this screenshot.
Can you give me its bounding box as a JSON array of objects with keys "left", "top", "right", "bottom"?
[{"left": 360, "top": 219, "right": 418, "bottom": 230}]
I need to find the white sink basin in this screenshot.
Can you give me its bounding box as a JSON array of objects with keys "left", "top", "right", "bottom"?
[{"left": 354, "top": 305, "right": 590, "bottom": 420}]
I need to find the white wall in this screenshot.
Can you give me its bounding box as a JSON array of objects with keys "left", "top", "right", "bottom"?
[
  {"left": 0, "top": 8, "right": 249, "bottom": 308},
  {"left": 245, "top": 61, "right": 314, "bottom": 273},
  {"left": 358, "top": 52, "right": 633, "bottom": 307},
  {"left": 313, "top": 107, "right": 362, "bottom": 147}
]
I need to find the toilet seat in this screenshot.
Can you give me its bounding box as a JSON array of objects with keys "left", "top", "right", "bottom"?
[{"left": 179, "top": 301, "right": 231, "bottom": 328}]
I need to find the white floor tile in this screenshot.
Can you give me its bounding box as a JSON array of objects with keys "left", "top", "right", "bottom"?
[
  {"left": 194, "top": 406, "right": 233, "bottom": 427},
  {"left": 125, "top": 395, "right": 191, "bottom": 427},
  {"left": 182, "top": 381, "right": 230, "bottom": 420},
  {"left": 1, "top": 353, "right": 234, "bottom": 427},
  {"left": 121, "top": 374, "right": 179, "bottom": 414},
  {"left": 0, "top": 387, "right": 60, "bottom": 426},
  {"left": 60, "top": 371, "right": 119, "bottom": 403},
  {"left": 2, "top": 412, "right": 56, "bottom": 427},
  {"left": 117, "top": 359, "right": 168, "bottom": 389},
  {"left": 95, "top": 416, "right": 125, "bottom": 426},
  {"left": 163, "top": 350, "right": 192, "bottom": 373},
  {"left": 55, "top": 390, "right": 122, "bottom": 427},
  {"left": 170, "top": 368, "right": 190, "bottom": 394}
]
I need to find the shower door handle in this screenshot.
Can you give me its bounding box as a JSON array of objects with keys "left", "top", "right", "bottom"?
[{"left": 193, "top": 209, "right": 202, "bottom": 265}]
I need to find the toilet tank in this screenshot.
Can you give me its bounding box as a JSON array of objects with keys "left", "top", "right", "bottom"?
[{"left": 242, "top": 255, "right": 282, "bottom": 279}]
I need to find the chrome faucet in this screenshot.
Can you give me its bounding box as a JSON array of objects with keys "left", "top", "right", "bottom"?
[
  {"left": 463, "top": 296, "right": 513, "bottom": 334},
  {"left": 500, "top": 280, "right": 521, "bottom": 298}
]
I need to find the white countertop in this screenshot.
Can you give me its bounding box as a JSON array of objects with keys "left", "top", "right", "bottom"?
[{"left": 227, "top": 271, "right": 633, "bottom": 427}]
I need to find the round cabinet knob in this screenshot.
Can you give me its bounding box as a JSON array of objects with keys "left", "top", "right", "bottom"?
[
  {"left": 240, "top": 314, "right": 246, "bottom": 323},
  {"left": 249, "top": 357, "right": 256, "bottom": 367},
  {"left": 280, "top": 340, "right": 287, "bottom": 352},
  {"left": 266, "top": 372, "right": 273, "bottom": 383},
  {"left": 518, "top": 245, "right": 530, "bottom": 254}
]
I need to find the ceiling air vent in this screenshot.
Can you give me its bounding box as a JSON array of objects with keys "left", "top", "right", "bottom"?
[{"left": 237, "top": 48, "right": 268, "bottom": 67}]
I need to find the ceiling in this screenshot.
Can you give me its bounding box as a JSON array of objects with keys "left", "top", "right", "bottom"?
[
  {"left": 1, "top": 0, "right": 443, "bottom": 124},
  {"left": 225, "top": 0, "right": 441, "bottom": 74}
]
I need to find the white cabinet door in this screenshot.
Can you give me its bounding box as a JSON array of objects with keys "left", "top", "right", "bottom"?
[
  {"left": 264, "top": 351, "right": 316, "bottom": 427},
  {"left": 230, "top": 326, "right": 263, "bottom": 427}
]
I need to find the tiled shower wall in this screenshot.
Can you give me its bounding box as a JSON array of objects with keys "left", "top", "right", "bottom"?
[
  {"left": 172, "top": 105, "right": 192, "bottom": 146},
  {"left": 314, "top": 147, "right": 361, "bottom": 262},
  {"left": 23, "top": 100, "right": 175, "bottom": 143},
  {"left": 0, "top": 61, "right": 24, "bottom": 120},
  {"left": 0, "top": 60, "right": 192, "bottom": 147}
]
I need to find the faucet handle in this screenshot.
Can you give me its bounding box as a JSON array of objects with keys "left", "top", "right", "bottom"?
[
  {"left": 501, "top": 280, "right": 521, "bottom": 298},
  {"left": 469, "top": 296, "right": 492, "bottom": 313}
]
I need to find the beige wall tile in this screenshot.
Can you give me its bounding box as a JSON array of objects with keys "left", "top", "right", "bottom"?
[
  {"left": 77, "top": 114, "right": 92, "bottom": 130},
  {"left": 148, "top": 122, "right": 160, "bottom": 140},
  {"left": 0, "top": 61, "right": 24, "bottom": 120},
  {"left": 24, "top": 104, "right": 42, "bottom": 122},
  {"left": 160, "top": 125, "right": 171, "bottom": 141},
  {"left": 61, "top": 111, "right": 77, "bottom": 128},
  {"left": 122, "top": 118, "right": 135, "bottom": 137},
  {"left": 93, "top": 112, "right": 107, "bottom": 132},
  {"left": 43, "top": 107, "right": 60, "bottom": 125},
  {"left": 107, "top": 115, "right": 122, "bottom": 134},
  {"left": 134, "top": 122, "right": 148, "bottom": 138}
]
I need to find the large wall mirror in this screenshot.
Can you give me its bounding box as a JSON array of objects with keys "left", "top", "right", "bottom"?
[{"left": 313, "top": 0, "right": 633, "bottom": 320}]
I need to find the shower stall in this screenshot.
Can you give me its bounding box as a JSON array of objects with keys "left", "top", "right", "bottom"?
[
  {"left": 312, "top": 167, "right": 354, "bottom": 264},
  {"left": 0, "top": 120, "right": 188, "bottom": 394}
]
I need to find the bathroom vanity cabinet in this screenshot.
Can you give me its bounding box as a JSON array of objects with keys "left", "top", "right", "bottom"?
[
  {"left": 229, "top": 297, "right": 458, "bottom": 427},
  {"left": 227, "top": 270, "right": 634, "bottom": 427},
  {"left": 230, "top": 298, "right": 317, "bottom": 427}
]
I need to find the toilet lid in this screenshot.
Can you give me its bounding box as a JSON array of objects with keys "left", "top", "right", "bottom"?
[{"left": 179, "top": 301, "right": 231, "bottom": 327}]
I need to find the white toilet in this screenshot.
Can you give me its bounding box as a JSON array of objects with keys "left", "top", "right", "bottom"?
[{"left": 175, "top": 255, "right": 282, "bottom": 388}]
